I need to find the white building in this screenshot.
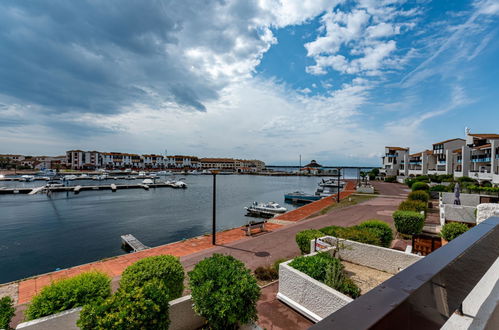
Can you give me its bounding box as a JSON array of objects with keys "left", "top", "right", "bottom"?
[
  {"left": 427, "top": 138, "right": 465, "bottom": 175},
  {"left": 380, "top": 147, "right": 409, "bottom": 177},
  {"left": 142, "top": 154, "right": 166, "bottom": 169},
  {"left": 66, "top": 150, "right": 101, "bottom": 170},
  {"left": 166, "top": 156, "right": 200, "bottom": 169},
  {"left": 200, "top": 158, "right": 236, "bottom": 171},
  {"left": 101, "top": 152, "right": 142, "bottom": 169}
]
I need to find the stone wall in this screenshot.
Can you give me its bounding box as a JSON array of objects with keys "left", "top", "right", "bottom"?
[
  {"left": 476, "top": 203, "right": 499, "bottom": 224},
  {"left": 441, "top": 192, "right": 479, "bottom": 206}
]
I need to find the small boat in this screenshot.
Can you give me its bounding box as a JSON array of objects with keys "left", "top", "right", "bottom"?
[
  {"left": 20, "top": 175, "right": 35, "bottom": 182},
  {"left": 172, "top": 180, "right": 187, "bottom": 188},
  {"left": 142, "top": 179, "right": 154, "bottom": 184},
  {"left": 138, "top": 171, "right": 146, "bottom": 177},
  {"left": 284, "top": 191, "right": 321, "bottom": 202},
  {"left": 245, "top": 201, "right": 287, "bottom": 218},
  {"left": 62, "top": 175, "right": 77, "bottom": 181},
  {"left": 46, "top": 180, "right": 64, "bottom": 188},
  {"left": 79, "top": 174, "right": 89, "bottom": 179}
]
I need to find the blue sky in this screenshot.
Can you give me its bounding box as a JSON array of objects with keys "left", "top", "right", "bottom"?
[{"left": 0, "top": 0, "right": 498, "bottom": 166}]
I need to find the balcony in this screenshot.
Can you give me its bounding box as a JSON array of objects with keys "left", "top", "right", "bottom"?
[
  {"left": 472, "top": 158, "right": 491, "bottom": 163},
  {"left": 311, "top": 217, "right": 499, "bottom": 330},
  {"left": 469, "top": 171, "right": 493, "bottom": 181},
  {"left": 408, "top": 169, "right": 423, "bottom": 176}
]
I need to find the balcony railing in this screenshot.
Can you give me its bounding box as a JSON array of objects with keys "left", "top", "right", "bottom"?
[
  {"left": 471, "top": 158, "right": 491, "bottom": 163},
  {"left": 311, "top": 217, "right": 499, "bottom": 330}
]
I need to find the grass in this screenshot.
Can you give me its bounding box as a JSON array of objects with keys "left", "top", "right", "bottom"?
[{"left": 307, "top": 194, "right": 376, "bottom": 219}]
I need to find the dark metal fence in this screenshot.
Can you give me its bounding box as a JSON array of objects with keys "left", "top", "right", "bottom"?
[{"left": 310, "top": 217, "right": 499, "bottom": 330}]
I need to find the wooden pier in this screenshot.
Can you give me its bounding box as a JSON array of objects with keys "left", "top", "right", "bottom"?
[{"left": 121, "top": 234, "right": 149, "bottom": 252}]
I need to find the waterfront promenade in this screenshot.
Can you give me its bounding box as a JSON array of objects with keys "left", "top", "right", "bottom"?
[{"left": 3, "top": 181, "right": 410, "bottom": 327}]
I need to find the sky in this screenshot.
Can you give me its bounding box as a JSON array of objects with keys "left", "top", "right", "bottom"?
[{"left": 0, "top": 0, "right": 498, "bottom": 166}]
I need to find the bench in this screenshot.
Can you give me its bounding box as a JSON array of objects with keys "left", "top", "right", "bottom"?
[{"left": 241, "top": 220, "right": 267, "bottom": 236}]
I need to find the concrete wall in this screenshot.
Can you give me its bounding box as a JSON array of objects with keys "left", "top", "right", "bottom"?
[
  {"left": 441, "top": 192, "right": 480, "bottom": 206},
  {"left": 278, "top": 260, "right": 352, "bottom": 322},
  {"left": 476, "top": 203, "right": 499, "bottom": 224},
  {"left": 16, "top": 295, "right": 205, "bottom": 330},
  {"left": 443, "top": 205, "right": 477, "bottom": 224},
  {"left": 356, "top": 185, "right": 374, "bottom": 194},
  {"left": 315, "top": 237, "right": 422, "bottom": 275}
]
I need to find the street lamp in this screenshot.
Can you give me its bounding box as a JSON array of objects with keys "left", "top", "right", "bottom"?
[
  {"left": 336, "top": 167, "right": 341, "bottom": 202},
  {"left": 211, "top": 170, "right": 220, "bottom": 245}
]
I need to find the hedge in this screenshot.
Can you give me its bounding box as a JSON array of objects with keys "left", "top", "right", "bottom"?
[
  {"left": 120, "top": 255, "right": 184, "bottom": 300},
  {"left": 188, "top": 254, "right": 260, "bottom": 330},
  {"left": 320, "top": 226, "right": 381, "bottom": 246},
  {"left": 440, "top": 222, "right": 469, "bottom": 241},
  {"left": 78, "top": 279, "right": 170, "bottom": 330},
  {"left": 398, "top": 200, "right": 428, "bottom": 216},
  {"left": 411, "top": 182, "right": 429, "bottom": 192},
  {"left": 356, "top": 220, "right": 393, "bottom": 248},
  {"left": 408, "top": 190, "right": 429, "bottom": 203},
  {"left": 254, "top": 266, "right": 278, "bottom": 281},
  {"left": 429, "top": 184, "right": 451, "bottom": 193},
  {"left": 289, "top": 253, "right": 360, "bottom": 298},
  {"left": 393, "top": 211, "right": 425, "bottom": 236},
  {"left": 384, "top": 176, "right": 396, "bottom": 183},
  {"left": 295, "top": 229, "right": 324, "bottom": 254},
  {"left": 25, "top": 272, "right": 111, "bottom": 320},
  {"left": 0, "top": 296, "right": 15, "bottom": 330}
]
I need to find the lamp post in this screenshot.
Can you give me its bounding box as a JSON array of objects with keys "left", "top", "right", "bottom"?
[
  {"left": 211, "top": 170, "right": 219, "bottom": 245},
  {"left": 337, "top": 167, "right": 341, "bottom": 202}
]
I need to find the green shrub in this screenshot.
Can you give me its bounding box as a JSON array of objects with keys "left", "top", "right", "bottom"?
[
  {"left": 384, "top": 176, "right": 396, "bottom": 183},
  {"left": 398, "top": 200, "right": 428, "bottom": 216},
  {"left": 356, "top": 220, "right": 393, "bottom": 248},
  {"left": 295, "top": 229, "right": 324, "bottom": 254},
  {"left": 393, "top": 211, "right": 425, "bottom": 236},
  {"left": 337, "top": 277, "right": 361, "bottom": 299},
  {"left": 0, "top": 296, "right": 15, "bottom": 330},
  {"left": 289, "top": 252, "right": 341, "bottom": 282},
  {"left": 273, "top": 258, "right": 287, "bottom": 272},
  {"left": 289, "top": 253, "right": 360, "bottom": 299},
  {"left": 456, "top": 176, "right": 477, "bottom": 184},
  {"left": 320, "top": 225, "right": 383, "bottom": 246},
  {"left": 405, "top": 178, "right": 416, "bottom": 188},
  {"left": 189, "top": 254, "right": 260, "bottom": 330},
  {"left": 429, "top": 184, "right": 451, "bottom": 192},
  {"left": 25, "top": 272, "right": 111, "bottom": 320},
  {"left": 120, "top": 255, "right": 184, "bottom": 300},
  {"left": 415, "top": 175, "right": 430, "bottom": 182},
  {"left": 254, "top": 266, "right": 278, "bottom": 281},
  {"left": 78, "top": 279, "right": 170, "bottom": 330},
  {"left": 440, "top": 223, "right": 469, "bottom": 241},
  {"left": 408, "top": 190, "right": 430, "bottom": 203},
  {"left": 411, "top": 182, "right": 429, "bottom": 192}
]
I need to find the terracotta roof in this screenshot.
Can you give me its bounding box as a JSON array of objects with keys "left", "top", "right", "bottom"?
[
  {"left": 473, "top": 143, "right": 492, "bottom": 150},
  {"left": 386, "top": 146, "right": 409, "bottom": 151},
  {"left": 410, "top": 150, "right": 432, "bottom": 157},
  {"left": 432, "top": 138, "right": 465, "bottom": 145},
  {"left": 469, "top": 133, "right": 499, "bottom": 139},
  {"left": 200, "top": 158, "right": 235, "bottom": 163}
]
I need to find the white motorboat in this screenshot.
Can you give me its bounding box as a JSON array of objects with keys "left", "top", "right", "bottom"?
[
  {"left": 20, "top": 175, "right": 35, "bottom": 182},
  {"left": 138, "top": 171, "right": 146, "bottom": 177},
  {"left": 79, "top": 174, "right": 89, "bottom": 178},
  {"left": 46, "top": 180, "right": 64, "bottom": 188},
  {"left": 245, "top": 201, "right": 287, "bottom": 218},
  {"left": 172, "top": 180, "right": 187, "bottom": 188},
  {"left": 142, "top": 179, "right": 154, "bottom": 184},
  {"left": 62, "top": 175, "right": 78, "bottom": 181}
]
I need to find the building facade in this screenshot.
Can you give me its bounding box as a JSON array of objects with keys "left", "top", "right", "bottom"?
[{"left": 381, "top": 147, "right": 410, "bottom": 177}]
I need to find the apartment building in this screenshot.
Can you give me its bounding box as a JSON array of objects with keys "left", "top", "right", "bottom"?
[
  {"left": 380, "top": 147, "right": 410, "bottom": 177},
  {"left": 166, "top": 156, "right": 201, "bottom": 169},
  {"left": 200, "top": 158, "right": 236, "bottom": 171},
  {"left": 383, "top": 130, "right": 499, "bottom": 185},
  {"left": 66, "top": 150, "right": 101, "bottom": 170},
  {"left": 142, "top": 154, "right": 165, "bottom": 169},
  {"left": 101, "top": 152, "right": 142, "bottom": 169}
]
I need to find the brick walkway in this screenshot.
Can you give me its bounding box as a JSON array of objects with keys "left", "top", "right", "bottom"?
[{"left": 14, "top": 181, "right": 358, "bottom": 305}]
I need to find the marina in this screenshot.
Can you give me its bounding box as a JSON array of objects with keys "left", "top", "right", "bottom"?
[{"left": 0, "top": 173, "right": 356, "bottom": 283}]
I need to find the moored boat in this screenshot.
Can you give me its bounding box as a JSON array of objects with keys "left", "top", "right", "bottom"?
[
  {"left": 245, "top": 201, "right": 287, "bottom": 218},
  {"left": 284, "top": 191, "right": 321, "bottom": 202}
]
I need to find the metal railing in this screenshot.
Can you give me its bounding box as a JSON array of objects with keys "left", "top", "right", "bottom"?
[{"left": 310, "top": 217, "right": 499, "bottom": 330}]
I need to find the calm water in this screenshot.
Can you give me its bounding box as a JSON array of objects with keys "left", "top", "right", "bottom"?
[{"left": 0, "top": 173, "right": 358, "bottom": 283}]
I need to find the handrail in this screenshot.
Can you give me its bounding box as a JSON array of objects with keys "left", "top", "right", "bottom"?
[{"left": 310, "top": 217, "right": 499, "bottom": 330}]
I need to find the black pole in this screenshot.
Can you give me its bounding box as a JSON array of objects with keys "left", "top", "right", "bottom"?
[
  {"left": 212, "top": 172, "right": 217, "bottom": 245},
  {"left": 337, "top": 168, "right": 341, "bottom": 202}
]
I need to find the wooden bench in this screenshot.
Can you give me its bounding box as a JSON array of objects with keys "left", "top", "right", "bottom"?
[{"left": 241, "top": 220, "right": 267, "bottom": 236}]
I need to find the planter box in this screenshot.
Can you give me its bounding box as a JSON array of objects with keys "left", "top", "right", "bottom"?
[
  {"left": 16, "top": 295, "right": 205, "bottom": 330},
  {"left": 278, "top": 237, "right": 423, "bottom": 322}
]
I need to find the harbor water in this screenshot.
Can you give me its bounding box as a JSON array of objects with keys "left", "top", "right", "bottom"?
[{"left": 0, "top": 172, "right": 358, "bottom": 283}]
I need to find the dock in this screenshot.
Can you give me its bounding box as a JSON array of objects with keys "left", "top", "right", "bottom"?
[
  {"left": 0, "top": 182, "right": 186, "bottom": 195},
  {"left": 121, "top": 234, "right": 149, "bottom": 252}
]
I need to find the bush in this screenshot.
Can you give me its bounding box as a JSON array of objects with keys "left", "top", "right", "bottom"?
[
  {"left": 295, "top": 229, "right": 324, "bottom": 254},
  {"left": 25, "top": 272, "right": 111, "bottom": 320},
  {"left": 398, "top": 200, "right": 428, "bottom": 216},
  {"left": 0, "top": 296, "right": 15, "bottom": 330},
  {"left": 356, "top": 220, "right": 393, "bottom": 248},
  {"left": 189, "top": 254, "right": 260, "bottom": 330},
  {"left": 254, "top": 266, "right": 278, "bottom": 281},
  {"left": 78, "top": 279, "right": 170, "bottom": 330},
  {"left": 456, "top": 176, "right": 477, "bottom": 184},
  {"left": 440, "top": 223, "right": 469, "bottom": 241},
  {"left": 120, "top": 255, "right": 184, "bottom": 300},
  {"left": 321, "top": 226, "right": 382, "bottom": 246},
  {"left": 408, "top": 190, "right": 430, "bottom": 203},
  {"left": 429, "top": 185, "right": 451, "bottom": 193},
  {"left": 405, "top": 178, "right": 416, "bottom": 188},
  {"left": 393, "top": 211, "right": 425, "bottom": 236},
  {"left": 414, "top": 175, "right": 430, "bottom": 182},
  {"left": 289, "top": 253, "right": 360, "bottom": 299},
  {"left": 273, "top": 258, "right": 287, "bottom": 272},
  {"left": 411, "top": 182, "right": 429, "bottom": 192},
  {"left": 384, "top": 176, "right": 396, "bottom": 183}
]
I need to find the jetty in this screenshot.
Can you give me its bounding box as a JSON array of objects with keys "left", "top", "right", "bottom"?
[
  {"left": 0, "top": 182, "right": 186, "bottom": 195},
  {"left": 121, "top": 234, "right": 149, "bottom": 252}
]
